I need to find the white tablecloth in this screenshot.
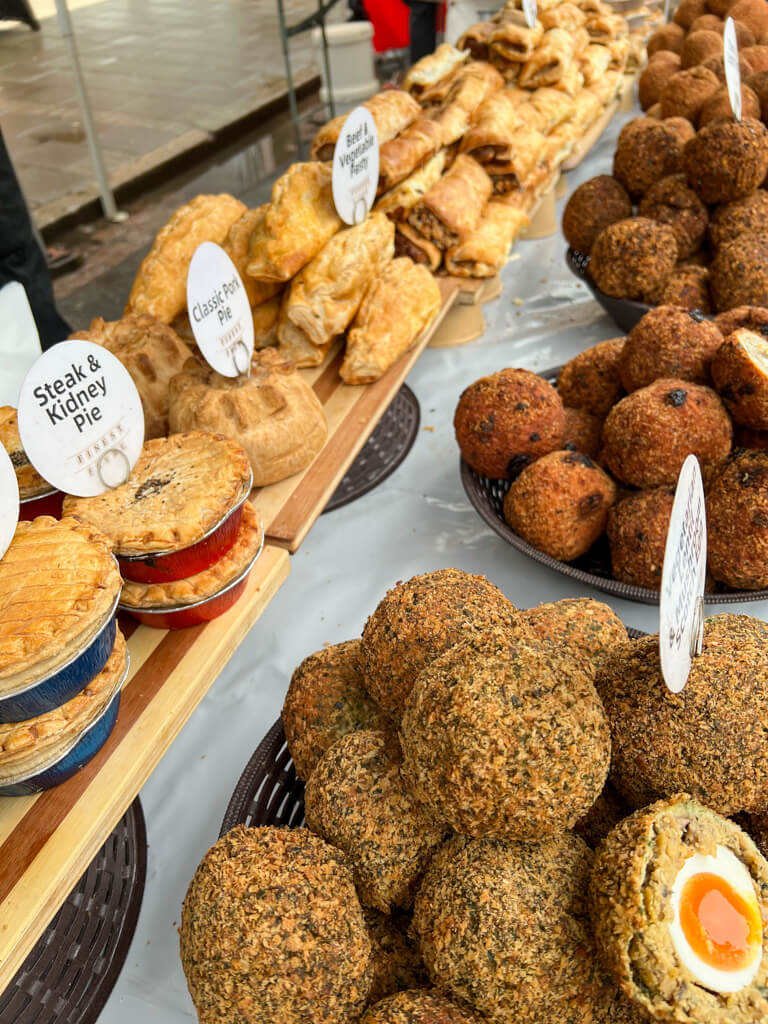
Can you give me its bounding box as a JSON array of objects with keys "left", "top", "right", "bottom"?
[{"left": 100, "top": 102, "right": 768, "bottom": 1023}]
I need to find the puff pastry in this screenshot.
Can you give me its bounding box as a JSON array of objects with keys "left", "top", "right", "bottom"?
[
  {"left": 527, "top": 87, "right": 574, "bottom": 131},
  {"left": 280, "top": 213, "right": 395, "bottom": 348},
  {"left": 457, "top": 22, "right": 495, "bottom": 61},
  {"left": 541, "top": 2, "right": 586, "bottom": 30},
  {"left": 0, "top": 630, "right": 126, "bottom": 783},
  {"left": 340, "top": 258, "right": 441, "bottom": 385},
  {"left": 62, "top": 432, "right": 252, "bottom": 556},
  {"left": 168, "top": 352, "right": 327, "bottom": 487},
  {"left": 445, "top": 201, "right": 529, "bottom": 277},
  {"left": 427, "top": 61, "right": 505, "bottom": 146},
  {"left": 570, "top": 88, "right": 603, "bottom": 127},
  {"left": 578, "top": 44, "right": 612, "bottom": 85},
  {"left": 378, "top": 117, "right": 443, "bottom": 193},
  {"left": 407, "top": 154, "right": 493, "bottom": 249},
  {"left": 0, "top": 406, "right": 49, "bottom": 499},
  {"left": 70, "top": 314, "right": 192, "bottom": 440},
  {"left": 459, "top": 89, "right": 539, "bottom": 162},
  {"left": 126, "top": 194, "right": 246, "bottom": 324},
  {"left": 252, "top": 294, "right": 282, "bottom": 349},
  {"left": 487, "top": 128, "right": 546, "bottom": 193},
  {"left": 276, "top": 312, "right": 332, "bottom": 369},
  {"left": 246, "top": 163, "right": 342, "bottom": 282},
  {"left": 0, "top": 516, "right": 121, "bottom": 694},
  {"left": 585, "top": 12, "right": 627, "bottom": 41},
  {"left": 518, "top": 29, "right": 577, "bottom": 88},
  {"left": 489, "top": 12, "right": 544, "bottom": 63},
  {"left": 223, "top": 208, "right": 282, "bottom": 307},
  {"left": 394, "top": 224, "right": 442, "bottom": 271},
  {"left": 553, "top": 61, "right": 586, "bottom": 97},
  {"left": 588, "top": 69, "right": 622, "bottom": 104},
  {"left": 575, "top": 0, "right": 610, "bottom": 11},
  {"left": 403, "top": 43, "right": 469, "bottom": 97},
  {"left": 374, "top": 151, "right": 447, "bottom": 222},
  {"left": 120, "top": 503, "right": 262, "bottom": 608},
  {"left": 607, "top": 36, "right": 630, "bottom": 70},
  {"left": 310, "top": 90, "right": 420, "bottom": 161}
]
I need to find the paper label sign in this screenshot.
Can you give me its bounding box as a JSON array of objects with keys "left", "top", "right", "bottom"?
[
  {"left": 332, "top": 106, "right": 379, "bottom": 226},
  {"left": 186, "top": 242, "right": 254, "bottom": 377},
  {"left": 523, "top": 0, "right": 538, "bottom": 28},
  {"left": 724, "top": 17, "right": 742, "bottom": 121},
  {"left": 0, "top": 447, "right": 19, "bottom": 561},
  {"left": 659, "top": 455, "right": 707, "bottom": 694},
  {"left": 17, "top": 340, "right": 145, "bottom": 498}
]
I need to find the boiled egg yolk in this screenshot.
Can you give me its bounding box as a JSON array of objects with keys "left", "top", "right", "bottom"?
[{"left": 669, "top": 846, "right": 764, "bottom": 994}]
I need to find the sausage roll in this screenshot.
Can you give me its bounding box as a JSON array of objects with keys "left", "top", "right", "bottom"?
[
  {"left": 280, "top": 213, "right": 395, "bottom": 348},
  {"left": 310, "top": 90, "right": 421, "bottom": 161},
  {"left": 553, "top": 61, "right": 585, "bottom": 96},
  {"left": 459, "top": 89, "right": 540, "bottom": 163},
  {"left": 527, "top": 86, "right": 574, "bottom": 131},
  {"left": 427, "top": 61, "right": 505, "bottom": 146},
  {"left": 403, "top": 43, "right": 469, "bottom": 97},
  {"left": 374, "top": 151, "right": 447, "bottom": 222},
  {"left": 407, "top": 154, "right": 493, "bottom": 249},
  {"left": 541, "top": 2, "right": 586, "bottom": 31},
  {"left": 588, "top": 69, "right": 622, "bottom": 104},
  {"left": 486, "top": 128, "right": 547, "bottom": 193},
  {"left": 585, "top": 12, "right": 627, "bottom": 42},
  {"left": 518, "top": 28, "right": 577, "bottom": 89},
  {"left": 246, "top": 162, "right": 342, "bottom": 282},
  {"left": 607, "top": 36, "right": 630, "bottom": 70},
  {"left": 377, "top": 117, "right": 443, "bottom": 193},
  {"left": 578, "top": 43, "right": 612, "bottom": 85},
  {"left": 394, "top": 224, "right": 443, "bottom": 271},
  {"left": 340, "top": 258, "right": 441, "bottom": 385},
  {"left": 444, "top": 202, "right": 529, "bottom": 277},
  {"left": 457, "top": 21, "right": 495, "bottom": 61},
  {"left": 570, "top": 88, "right": 603, "bottom": 127},
  {"left": 489, "top": 12, "right": 544, "bottom": 63}
]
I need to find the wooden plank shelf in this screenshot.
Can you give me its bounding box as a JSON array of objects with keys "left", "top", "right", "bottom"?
[{"left": 0, "top": 544, "right": 290, "bottom": 994}]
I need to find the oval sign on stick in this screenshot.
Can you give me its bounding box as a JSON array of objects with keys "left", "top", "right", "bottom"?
[
  {"left": 332, "top": 106, "right": 379, "bottom": 226},
  {"left": 724, "top": 17, "right": 742, "bottom": 121},
  {"left": 186, "top": 242, "right": 255, "bottom": 377},
  {"left": 0, "top": 447, "right": 19, "bottom": 560},
  {"left": 659, "top": 454, "right": 707, "bottom": 694},
  {"left": 17, "top": 340, "right": 145, "bottom": 498}
]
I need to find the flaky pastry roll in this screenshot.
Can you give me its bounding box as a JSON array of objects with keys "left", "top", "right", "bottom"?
[
  {"left": 457, "top": 22, "right": 495, "bottom": 61},
  {"left": 588, "top": 69, "right": 622, "bottom": 104},
  {"left": 570, "top": 88, "right": 603, "bottom": 127},
  {"left": 489, "top": 12, "right": 544, "bottom": 63},
  {"left": 340, "top": 258, "right": 441, "bottom": 385},
  {"left": 246, "top": 163, "right": 341, "bottom": 283},
  {"left": 486, "top": 128, "right": 546, "bottom": 193},
  {"left": 407, "top": 154, "right": 493, "bottom": 249},
  {"left": 378, "top": 117, "right": 443, "bottom": 193},
  {"left": 578, "top": 44, "right": 612, "bottom": 85},
  {"left": 403, "top": 43, "right": 469, "bottom": 97},
  {"left": 310, "top": 90, "right": 421, "bottom": 161},
  {"left": 444, "top": 201, "right": 528, "bottom": 277},
  {"left": 553, "top": 60, "right": 585, "bottom": 96},
  {"left": 394, "top": 224, "right": 443, "bottom": 271},
  {"left": 375, "top": 152, "right": 447, "bottom": 223},
  {"left": 518, "top": 28, "right": 577, "bottom": 89},
  {"left": 427, "top": 61, "right": 504, "bottom": 146},
  {"left": 585, "top": 12, "right": 627, "bottom": 42},
  {"left": 541, "top": 2, "right": 586, "bottom": 31},
  {"left": 459, "top": 89, "right": 537, "bottom": 163},
  {"left": 280, "top": 213, "right": 395, "bottom": 348},
  {"left": 528, "top": 86, "right": 574, "bottom": 131}
]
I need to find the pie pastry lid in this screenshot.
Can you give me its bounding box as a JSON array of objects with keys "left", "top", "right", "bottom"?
[
  {"left": 0, "top": 587, "right": 120, "bottom": 719},
  {"left": 117, "top": 475, "right": 252, "bottom": 583},
  {"left": 119, "top": 530, "right": 263, "bottom": 629},
  {"left": 0, "top": 634, "right": 128, "bottom": 793}
]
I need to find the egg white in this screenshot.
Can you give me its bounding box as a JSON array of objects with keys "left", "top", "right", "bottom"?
[{"left": 668, "top": 845, "right": 763, "bottom": 994}]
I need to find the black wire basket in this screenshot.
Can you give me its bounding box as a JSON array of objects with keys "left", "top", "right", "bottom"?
[{"left": 566, "top": 247, "right": 655, "bottom": 334}]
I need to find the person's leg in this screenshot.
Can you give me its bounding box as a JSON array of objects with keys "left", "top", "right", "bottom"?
[
  {"left": 0, "top": 130, "right": 70, "bottom": 349},
  {"left": 409, "top": 2, "right": 438, "bottom": 63}
]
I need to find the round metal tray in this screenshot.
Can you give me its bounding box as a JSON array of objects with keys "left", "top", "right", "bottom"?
[
  {"left": 324, "top": 384, "right": 420, "bottom": 514},
  {"left": 0, "top": 797, "right": 146, "bottom": 1024},
  {"left": 460, "top": 366, "right": 768, "bottom": 606}
]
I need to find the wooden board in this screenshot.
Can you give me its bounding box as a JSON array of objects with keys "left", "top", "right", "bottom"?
[
  {"left": 250, "top": 279, "right": 459, "bottom": 552},
  {"left": 0, "top": 544, "right": 290, "bottom": 995},
  {"left": 428, "top": 302, "right": 486, "bottom": 348}
]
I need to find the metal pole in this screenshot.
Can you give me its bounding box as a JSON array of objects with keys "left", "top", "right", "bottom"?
[
  {"left": 54, "top": 0, "right": 126, "bottom": 222},
  {"left": 318, "top": 0, "right": 335, "bottom": 119},
  {"left": 276, "top": 0, "right": 304, "bottom": 159}
]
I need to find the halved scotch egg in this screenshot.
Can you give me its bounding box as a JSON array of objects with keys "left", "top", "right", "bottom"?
[
  {"left": 670, "top": 846, "right": 763, "bottom": 993},
  {"left": 590, "top": 794, "right": 768, "bottom": 1024}
]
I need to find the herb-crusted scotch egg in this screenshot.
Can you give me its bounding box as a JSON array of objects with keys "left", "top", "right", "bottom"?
[
  {"left": 179, "top": 826, "right": 372, "bottom": 1024},
  {"left": 590, "top": 795, "right": 768, "bottom": 1024}
]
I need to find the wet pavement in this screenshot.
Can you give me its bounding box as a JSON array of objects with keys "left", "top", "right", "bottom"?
[{"left": 1, "top": 0, "right": 323, "bottom": 227}]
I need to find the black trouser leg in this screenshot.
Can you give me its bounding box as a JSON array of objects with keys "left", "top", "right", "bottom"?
[
  {"left": 409, "top": 2, "right": 437, "bottom": 63},
  {"left": 0, "top": 130, "right": 70, "bottom": 350}
]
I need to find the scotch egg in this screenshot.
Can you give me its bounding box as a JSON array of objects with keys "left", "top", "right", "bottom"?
[{"left": 590, "top": 794, "right": 768, "bottom": 1024}]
